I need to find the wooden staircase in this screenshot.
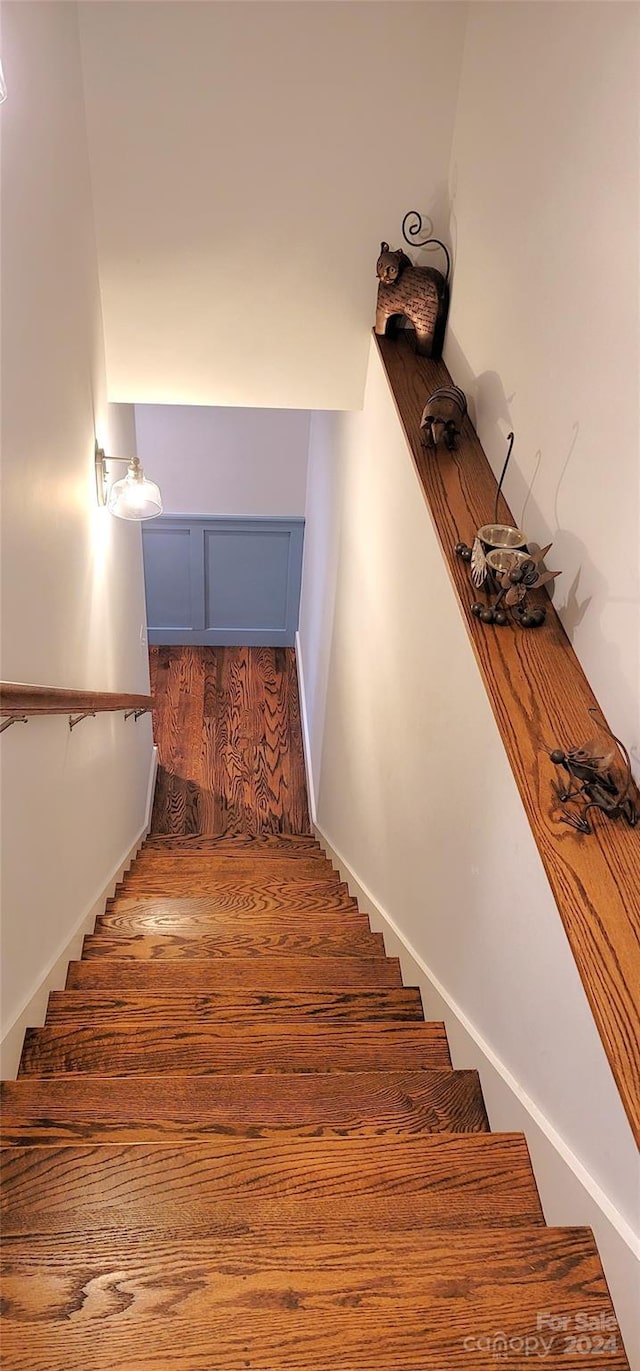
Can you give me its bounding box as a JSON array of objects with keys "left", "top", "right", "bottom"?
[{"left": 1, "top": 835, "right": 628, "bottom": 1369}]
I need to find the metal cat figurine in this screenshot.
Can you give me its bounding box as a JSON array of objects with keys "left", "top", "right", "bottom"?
[{"left": 375, "top": 213, "right": 451, "bottom": 358}]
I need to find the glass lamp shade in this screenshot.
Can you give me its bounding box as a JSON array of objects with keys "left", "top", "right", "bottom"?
[{"left": 108, "top": 464, "right": 163, "bottom": 521}]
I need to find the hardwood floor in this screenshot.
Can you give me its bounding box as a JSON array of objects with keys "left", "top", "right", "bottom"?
[
  {"left": 1, "top": 837, "right": 628, "bottom": 1369},
  {"left": 149, "top": 647, "right": 310, "bottom": 836}
]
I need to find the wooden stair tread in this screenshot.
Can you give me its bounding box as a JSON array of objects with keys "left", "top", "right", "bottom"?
[
  {"left": 0, "top": 1194, "right": 541, "bottom": 1239},
  {"left": 18, "top": 1021, "right": 451, "bottom": 1076},
  {"left": 1, "top": 1228, "right": 626, "bottom": 1370},
  {"left": 1, "top": 1135, "right": 543, "bottom": 1234},
  {"left": 106, "top": 894, "right": 361, "bottom": 916},
  {"left": 2, "top": 662, "right": 629, "bottom": 1371},
  {"left": 116, "top": 879, "right": 356, "bottom": 907},
  {"left": 139, "top": 841, "right": 326, "bottom": 855},
  {"left": 81, "top": 931, "right": 387, "bottom": 959},
  {"left": 98, "top": 906, "right": 370, "bottom": 935},
  {"left": 1, "top": 1070, "right": 488, "bottom": 1142},
  {"left": 65, "top": 957, "right": 404, "bottom": 989},
  {"left": 45, "top": 988, "right": 424, "bottom": 1024},
  {"left": 129, "top": 858, "right": 337, "bottom": 878},
  {"left": 143, "top": 834, "right": 323, "bottom": 852},
  {"left": 121, "top": 872, "right": 344, "bottom": 892},
  {"left": 126, "top": 865, "right": 340, "bottom": 884}
]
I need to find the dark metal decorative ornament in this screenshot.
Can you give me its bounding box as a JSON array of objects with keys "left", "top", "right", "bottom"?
[
  {"left": 375, "top": 211, "right": 451, "bottom": 359},
  {"left": 455, "top": 431, "right": 561, "bottom": 628},
  {"left": 420, "top": 385, "right": 467, "bottom": 451},
  {"left": 469, "top": 545, "right": 560, "bottom": 628},
  {"left": 547, "top": 710, "right": 639, "bottom": 834}
]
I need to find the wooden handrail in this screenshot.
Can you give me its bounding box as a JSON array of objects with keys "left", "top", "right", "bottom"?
[
  {"left": 375, "top": 331, "right": 640, "bottom": 1147},
  {"left": 0, "top": 683, "right": 153, "bottom": 716}
]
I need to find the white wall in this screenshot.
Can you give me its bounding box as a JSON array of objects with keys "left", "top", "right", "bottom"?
[
  {"left": 135, "top": 405, "right": 310, "bottom": 516},
  {"left": 297, "top": 340, "right": 640, "bottom": 1360},
  {"left": 444, "top": 0, "right": 639, "bottom": 770},
  {"left": 77, "top": 1, "right": 468, "bottom": 411},
  {"left": 0, "top": 1, "right": 154, "bottom": 1065}
]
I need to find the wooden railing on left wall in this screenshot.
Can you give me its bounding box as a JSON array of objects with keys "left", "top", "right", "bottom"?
[{"left": 0, "top": 683, "right": 153, "bottom": 716}]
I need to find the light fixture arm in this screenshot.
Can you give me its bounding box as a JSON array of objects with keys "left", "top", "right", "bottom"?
[
  {"left": 94, "top": 441, "right": 163, "bottom": 520},
  {"left": 95, "top": 444, "right": 143, "bottom": 507}
]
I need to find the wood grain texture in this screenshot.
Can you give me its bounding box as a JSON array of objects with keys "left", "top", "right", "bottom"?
[
  {"left": 376, "top": 332, "right": 640, "bottom": 1146},
  {"left": 18, "top": 1022, "right": 451, "bottom": 1076},
  {"left": 45, "top": 988, "right": 425, "bottom": 1025},
  {"left": 113, "top": 880, "right": 354, "bottom": 908},
  {"left": 130, "top": 856, "right": 336, "bottom": 879},
  {"left": 81, "top": 930, "right": 387, "bottom": 959},
  {"left": 1, "top": 1228, "right": 626, "bottom": 1371},
  {"left": 149, "top": 646, "right": 310, "bottom": 836},
  {"left": 0, "top": 683, "right": 152, "bottom": 715},
  {"left": 104, "top": 894, "right": 362, "bottom": 921},
  {"left": 65, "top": 956, "right": 404, "bottom": 990},
  {"left": 1, "top": 1135, "right": 543, "bottom": 1234},
  {"left": 0, "top": 1070, "right": 490, "bottom": 1143},
  {"left": 143, "top": 834, "right": 322, "bottom": 853},
  {"left": 1, "top": 734, "right": 628, "bottom": 1367},
  {"left": 97, "top": 910, "right": 369, "bottom": 939},
  {"left": 0, "top": 1197, "right": 536, "bottom": 1242}
]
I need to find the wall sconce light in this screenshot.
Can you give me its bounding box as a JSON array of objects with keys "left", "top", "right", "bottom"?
[{"left": 95, "top": 444, "right": 163, "bottom": 521}]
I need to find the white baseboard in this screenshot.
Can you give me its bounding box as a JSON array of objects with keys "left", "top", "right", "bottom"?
[
  {"left": 145, "top": 740, "right": 159, "bottom": 828},
  {"left": 0, "top": 745, "right": 158, "bottom": 1080},
  {"left": 315, "top": 821, "right": 640, "bottom": 1368},
  {"left": 294, "top": 631, "right": 317, "bottom": 826}
]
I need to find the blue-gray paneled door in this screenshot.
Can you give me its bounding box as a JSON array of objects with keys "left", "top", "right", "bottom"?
[{"left": 142, "top": 517, "right": 305, "bottom": 647}]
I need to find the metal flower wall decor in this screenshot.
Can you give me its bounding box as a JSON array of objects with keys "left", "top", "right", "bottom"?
[{"left": 468, "top": 545, "right": 561, "bottom": 628}]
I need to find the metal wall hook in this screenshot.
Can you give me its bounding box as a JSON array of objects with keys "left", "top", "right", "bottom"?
[
  {"left": 0, "top": 715, "right": 29, "bottom": 734},
  {"left": 69, "top": 712, "right": 96, "bottom": 731}
]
